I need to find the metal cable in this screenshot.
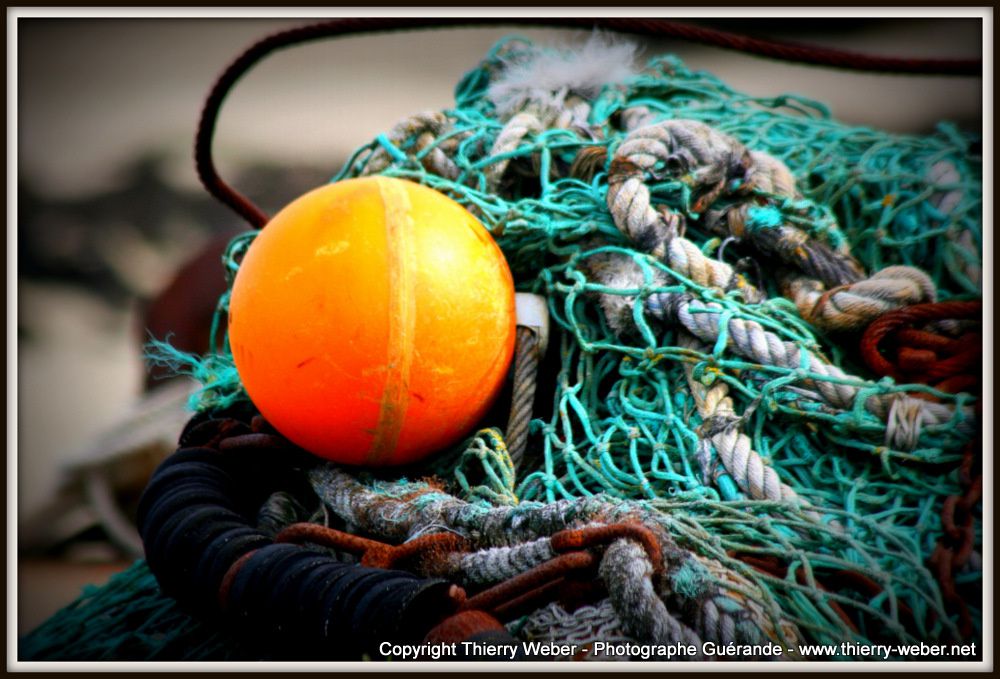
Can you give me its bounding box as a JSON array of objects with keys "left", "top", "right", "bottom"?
[{"left": 506, "top": 326, "right": 540, "bottom": 469}]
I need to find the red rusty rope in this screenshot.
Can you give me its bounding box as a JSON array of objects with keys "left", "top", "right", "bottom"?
[
  {"left": 860, "top": 302, "right": 982, "bottom": 639},
  {"left": 274, "top": 522, "right": 468, "bottom": 570},
  {"left": 927, "top": 439, "right": 982, "bottom": 639},
  {"left": 860, "top": 300, "right": 982, "bottom": 389}
]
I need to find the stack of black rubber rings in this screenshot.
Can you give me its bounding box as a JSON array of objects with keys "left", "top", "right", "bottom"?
[{"left": 136, "top": 406, "right": 462, "bottom": 660}]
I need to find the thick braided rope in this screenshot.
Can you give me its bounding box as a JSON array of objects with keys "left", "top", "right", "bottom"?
[
  {"left": 485, "top": 111, "right": 545, "bottom": 190},
  {"left": 619, "top": 105, "right": 657, "bottom": 132},
  {"left": 552, "top": 94, "right": 594, "bottom": 136},
  {"left": 784, "top": 266, "right": 938, "bottom": 332},
  {"left": 487, "top": 94, "right": 597, "bottom": 191},
  {"left": 607, "top": 116, "right": 945, "bottom": 331},
  {"left": 677, "top": 298, "right": 861, "bottom": 409},
  {"left": 752, "top": 153, "right": 947, "bottom": 325},
  {"left": 600, "top": 539, "right": 705, "bottom": 654},
  {"left": 605, "top": 136, "right": 761, "bottom": 298},
  {"left": 309, "top": 463, "right": 612, "bottom": 545},
  {"left": 682, "top": 554, "right": 803, "bottom": 657},
  {"left": 581, "top": 233, "right": 759, "bottom": 310},
  {"left": 607, "top": 120, "right": 865, "bottom": 288},
  {"left": 596, "top": 170, "right": 763, "bottom": 302},
  {"left": 671, "top": 297, "right": 967, "bottom": 441},
  {"left": 364, "top": 111, "right": 463, "bottom": 180},
  {"left": 580, "top": 248, "right": 968, "bottom": 449},
  {"left": 680, "top": 335, "right": 825, "bottom": 525},
  {"left": 604, "top": 124, "right": 876, "bottom": 319},
  {"left": 662, "top": 564, "right": 792, "bottom": 652},
  {"left": 449, "top": 536, "right": 557, "bottom": 586},
  {"left": 308, "top": 465, "right": 794, "bottom": 646}
]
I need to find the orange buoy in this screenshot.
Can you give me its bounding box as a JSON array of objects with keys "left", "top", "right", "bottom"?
[{"left": 228, "top": 176, "right": 516, "bottom": 466}]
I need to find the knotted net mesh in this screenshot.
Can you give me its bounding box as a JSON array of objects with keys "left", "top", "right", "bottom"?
[{"left": 59, "top": 37, "right": 982, "bottom": 659}]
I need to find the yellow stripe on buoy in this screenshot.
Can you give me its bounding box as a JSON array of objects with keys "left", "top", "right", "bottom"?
[{"left": 367, "top": 177, "right": 417, "bottom": 465}]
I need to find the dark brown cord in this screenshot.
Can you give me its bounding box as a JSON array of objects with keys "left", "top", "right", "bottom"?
[{"left": 196, "top": 18, "right": 982, "bottom": 229}]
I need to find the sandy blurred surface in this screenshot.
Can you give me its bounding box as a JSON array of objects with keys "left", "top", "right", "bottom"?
[
  {"left": 18, "top": 19, "right": 981, "bottom": 198},
  {"left": 18, "top": 284, "right": 143, "bottom": 519}
]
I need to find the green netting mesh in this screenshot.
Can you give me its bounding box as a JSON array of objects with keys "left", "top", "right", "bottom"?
[
  {"left": 20, "top": 561, "right": 251, "bottom": 661},
  {"left": 27, "top": 37, "right": 982, "bottom": 660}
]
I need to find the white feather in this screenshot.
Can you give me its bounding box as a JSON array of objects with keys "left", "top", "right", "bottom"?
[{"left": 487, "top": 32, "right": 640, "bottom": 117}]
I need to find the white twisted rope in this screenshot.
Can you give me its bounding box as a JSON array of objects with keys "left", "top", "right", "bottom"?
[
  {"left": 680, "top": 334, "right": 826, "bottom": 526},
  {"left": 363, "top": 110, "right": 461, "bottom": 180},
  {"left": 784, "top": 266, "right": 937, "bottom": 332},
  {"left": 581, "top": 249, "right": 968, "bottom": 449},
  {"left": 609, "top": 120, "right": 866, "bottom": 290},
  {"left": 484, "top": 110, "right": 544, "bottom": 190}
]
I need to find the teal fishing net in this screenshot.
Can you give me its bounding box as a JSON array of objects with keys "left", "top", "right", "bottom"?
[
  {"left": 26, "top": 37, "right": 982, "bottom": 660},
  {"left": 21, "top": 561, "right": 251, "bottom": 661}
]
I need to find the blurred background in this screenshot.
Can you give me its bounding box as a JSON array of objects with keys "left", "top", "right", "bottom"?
[{"left": 13, "top": 16, "right": 983, "bottom": 635}]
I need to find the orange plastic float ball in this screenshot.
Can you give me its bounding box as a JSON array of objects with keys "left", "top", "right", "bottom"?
[{"left": 228, "top": 176, "right": 516, "bottom": 467}]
